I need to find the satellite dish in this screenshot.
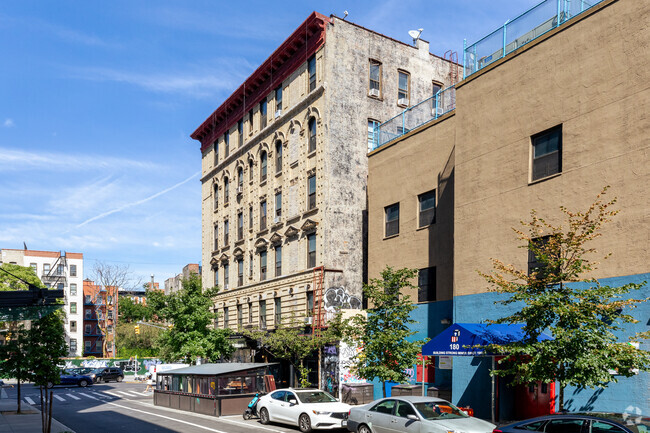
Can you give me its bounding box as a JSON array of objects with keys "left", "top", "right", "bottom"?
[{"left": 408, "top": 30, "right": 421, "bottom": 39}]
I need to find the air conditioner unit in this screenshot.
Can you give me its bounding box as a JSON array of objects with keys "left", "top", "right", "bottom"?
[
  {"left": 398, "top": 98, "right": 409, "bottom": 106},
  {"left": 224, "top": 284, "right": 229, "bottom": 290},
  {"left": 273, "top": 216, "right": 280, "bottom": 224},
  {"left": 237, "top": 186, "right": 243, "bottom": 194},
  {"left": 275, "top": 110, "right": 282, "bottom": 118},
  {"left": 369, "top": 88, "right": 380, "bottom": 97},
  {"left": 304, "top": 317, "right": 313, "bottom": 325},
  {"left": 431, "top": 106, "right": 444, "bottom": 116}
]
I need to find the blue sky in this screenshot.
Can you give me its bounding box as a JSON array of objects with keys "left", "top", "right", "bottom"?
[{"left": 0, "top": 0, "right": 539, "bottom": 286}]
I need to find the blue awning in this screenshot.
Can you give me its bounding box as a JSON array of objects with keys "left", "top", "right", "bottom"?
[{"left": 422, "top": 323, "right": 552, "bottom": 356}]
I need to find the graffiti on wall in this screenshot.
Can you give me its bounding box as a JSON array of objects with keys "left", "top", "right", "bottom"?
[
  {"left": 62, "top": 358, "right": 161, "bottom": 375},
  {"left": 322, "top": 345, "right": 339, "bottom": 396},
  {"left": 339, "top": 340, "right": 366, "bottom": 384},
  {"left": 323, "top": 286, "right": 361, "bottom": 321}
]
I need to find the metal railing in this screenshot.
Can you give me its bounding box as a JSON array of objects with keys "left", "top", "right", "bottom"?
[
  {"left": 370, "top": 85, "right": 456, "bottom": 151},
  {"left": 464, "top": 0, "right": 604, "bottom": 78}
]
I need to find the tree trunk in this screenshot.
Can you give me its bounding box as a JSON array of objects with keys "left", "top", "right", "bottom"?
[
  {"left": 558, "top": 383, "right": 564, "bottom": 413},
  {"left": 40, "top": 386, "right": 45, "bottom": 433},
  {"left": 382, "top": 381, "right": 386, "bottom": 398},
  {"left": 16, "top": 378, "right": 21, "bottom": 414},
  {"left": 47, "top": 391, "right": 53, "bottom": 433}
]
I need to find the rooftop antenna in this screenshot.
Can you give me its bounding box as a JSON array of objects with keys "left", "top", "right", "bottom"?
[
  {"left": 409, "top": 28, "right": 424, "bottom": 45},
  {"left": 342, "top": 10, "right": 348, "bottom": 20}
]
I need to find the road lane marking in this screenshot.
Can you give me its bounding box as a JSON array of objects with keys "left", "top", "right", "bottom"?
[
  {"left": 24, "top": 397, "right": 36, "bottom": 405},
  {"left": 66, "top": 394, "right": 81, "bottom": 400},
  {"left": 78, "top": 392, "right": 98, "bottom": 400},
  {"left": 217, "top": 416, "right": 287, "bottom": 432},
  {"left": 103, "top": 391, "right": 121, "bottom": 398},
  {"left": 91, "top": 392, "right": 111, "bottom": 399},
  {"left": 117, "top": 391, "right": 133, "bottom": 397},
  {"left": 123, "top": 391, "right": 143, "bottom": 397},
  {"left": 104, "top": 402, "right": 229, "bottom": 433},
  {"left": 53, "top": 394, "right": 65, "bottom": 402}
]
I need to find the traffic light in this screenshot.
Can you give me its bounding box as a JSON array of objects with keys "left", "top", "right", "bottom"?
[{"left": 134, "top": 325, "right": 140, "bottom": 335}]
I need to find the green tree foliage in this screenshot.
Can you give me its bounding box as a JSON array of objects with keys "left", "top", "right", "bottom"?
[
  {"left": 0, "top": 325, "right": 30, "bottom": 413},
  {"left": 0, "top": 263, "right": 44, "bottom": 291},
  {"left": 342, "top": 267, "right": 427, "bottom": 397},
  {"left": 118, "top": 296, "right": 152, "bottom": 323},
  {"left": 155, "top": 275, "right": 234, "bottom": 364},
  {"left": 480, "top": 187, "right": 650, "bottom": 411},
  {"left": 115, "top": 322, "right": 161, "bottom": 358}
]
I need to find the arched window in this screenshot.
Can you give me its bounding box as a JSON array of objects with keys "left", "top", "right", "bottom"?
[
  {"left": 308, "top": 118, "right": 316, "bottom": 153},
  {"left": 224, "top": 177, "right": 229, "bottom": 204},
  {"left": 213, "top": 183, "right": 219, "bottom": 210},
  {"left": 260, "top": 151, "right": 268, "bottom": 182},
  {"left": 275, "top": 141, "right": 282, "bottom": 173},
  {"left": 249, "top": 159, "right": 254, "bottom": 181},
  {"left": 237, "top": 167, "right": 243, "bottom": 189}
]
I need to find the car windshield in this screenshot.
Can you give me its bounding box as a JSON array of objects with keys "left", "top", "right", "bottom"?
[
  {"left": 296, "top": 391, "right": 337, "bottom": 403},
  {"left": 414, "top": 401, "right": 469, "bottom": 420},
  {"left": 91, "top": 368, "right": 103, "bottom": 374}
]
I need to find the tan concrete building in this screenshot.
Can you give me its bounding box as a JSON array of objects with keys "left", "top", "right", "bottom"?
[
  {"left": 164, "top": 263, "right": 201, "bottom": 295},
  {"left": 368, "top": 0, "right": 648, "bottom": 418},
  {"left": 192, "top": 12, "right": 457, "bottom": 345}
]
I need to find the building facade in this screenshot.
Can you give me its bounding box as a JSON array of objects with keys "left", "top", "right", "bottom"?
[
  {"left": 0, "top": 248, "right": 84, "bottom": 357},
  {"left": 192, "top": 12, "right": 457, "bottom": 358},
  {"left": 368, "top": 0, "right": 648, "bottom": 418},
  {"left": 82, "top": 279, "right": 118, "bottom": 357},
  {"left": 164, "top": 263, "right": 201, "bottom": 295}
]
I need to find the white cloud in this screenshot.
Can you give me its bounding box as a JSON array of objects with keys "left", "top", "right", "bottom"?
[{"left": 3, "top": 118, "right": 14, "bottom": 127}]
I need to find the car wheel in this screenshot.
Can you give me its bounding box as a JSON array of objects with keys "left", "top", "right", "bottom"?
[
  {"left": 79, "top": 380, "right": 88, "bottom": 388},
  {"left": 358, "top": 424, "right": 372, "bottom": 433},
  {"left": 298, "top": 413, "right": 312, "bottom": 433},
  {"left": 259, "top": 407, "right": 270, "bottom": 425},
  {"left": 46, "top": 382, "right": 54, "bottom": 389},
  {"left": 116, "top": 376, "right": 123, "bottom": 383}
]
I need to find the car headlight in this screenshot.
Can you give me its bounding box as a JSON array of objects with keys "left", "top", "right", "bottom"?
[{"left": 312, "top": 410, "right": 332, "bottom": 416}]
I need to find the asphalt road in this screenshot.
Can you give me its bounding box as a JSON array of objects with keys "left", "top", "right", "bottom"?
[{"left": 4, "top": 382, "right": 346, "bottom": 433}]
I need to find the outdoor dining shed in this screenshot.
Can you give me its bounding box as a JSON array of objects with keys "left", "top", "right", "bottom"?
[{"left": 153, "top": 363, "right": 275, "bottom": 417}]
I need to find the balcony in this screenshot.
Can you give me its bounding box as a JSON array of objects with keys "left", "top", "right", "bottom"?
[{"left": 463, "top": 0, "right": 607, "bottom": 78}]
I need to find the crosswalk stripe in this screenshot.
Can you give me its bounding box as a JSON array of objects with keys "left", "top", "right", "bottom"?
[
  {"left": 91, "top": 392, "right": 112, "bottom": 399},
  {"left": 53, "top": 394, "right": 65, "bottom": 402},
  {"left": 104, "top": 391, "right": 121, "bottom": 398},
  {"left": 117, "top": 391, "right": 133, "bottom": 397},
  {"left": 78, "top": 392, "right": 98, "bottom": 400},
  {"left": 24, "top": 397, "right": 36, "bottom": 405},
  {"left": 66, "top": 394, "right": 81, "bottom": 400}
]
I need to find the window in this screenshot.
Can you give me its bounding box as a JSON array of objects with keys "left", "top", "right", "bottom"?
[
  {"left": 370, "top": 399, "right": 396, "bottom": 414},
  {"left": 85, "top": 309, "right": 92, "bottom": 319},
  {"left": 385, "top": 203, "right": 400, "bottom": 237},
  {"left": 224, "top": 219, "right": 229, "bottom": 245},
  {"left": 237, "top": 212, "right": 243, "bottom": 240},
  {"left": 275, "top": 192, "right": 282, "bottom": 218},
  {"left": 308, "top": 117, "right": 317, "bottom": 153},
  {"left": 214, "top": 266, "right": 219, "bottom": 287},
  {"left": 57, "top": 264, "right": 64, "bottom": 275},
  {"left": 260, "top": 151, "right": 267, "bottom": 181},
  {"left": 85, "top": 294, "right": 92, "bottom": 304},
  {"left": 249, "top": 159, "right": 254, "bottom": 181},
  {"left": 591, "top": 420, "right": 626, "bottom": 433},
  {"left": 418, "top": 267, "right": 436, "bottom": 302},
  {"left": 30, "top": 263, "right": 37, "bottom": 273},
  {"left": 85, "top": 341, "right": 92, "bottom": 353},
  {"left": 214, "top": 224, "right": 219, "bottom": 250},
  {"left": 70, "top": 283, "right": 77, "bottom": 296},
  {"left": 224, "top": 131, "right": 229, "bottom": 156},
  {"left": 307, "top": 233, "right": 316, "bottom": 268},
  {"left": 237, "top": 259, "right": 244, "bottom": 287},
  {"left": 369, "top": 60, "right": 381, "bottom": 95},
  {"left": 70, "top": 264, "right": 77, "bottom": 277},
  {"left": 260, "top": 98, "right": 267, "bottom": 129},
  {"left": 395, "top": 401, "right": 417, "bottom": 418},
  {"left": 213, "top": 183, "right": 219, "bottom": 211},
  {"left": 237, "top": 304, "right": 243, "bottom": 328},
  {"left": 249, "top": 206, "right": 253, "bottom": 230},
  {"left": 84, "top": 324, "right": 91, "bottom": 334},
  {"left": 432, "top": 81, "right": 442, "bottom": 97},
  {"left": 224, "top": 177, "right": 229, "bottom": 204},
  {"left": 249, "top": 253, "right": 253, "bottom": 276},
  {"left": 69, "top": 339, "right": 77, "bottom": 353},
  {"left": 224, "top": 263, "right": 229, "bottom": 289},
  {"left": 398, "top": 70, "right": 410, "bottom": 105},
  {"left": 248, "top": 302, "right": 253, "bottom": 324},
  {"left": 43, "top": 263, "right": 50, "bottom": 274},
  {"left": 260, "top": 300, "right": 267, "bottom": 328},
  {"left": 308, "top": 174, "right": 316, "bottom": 210},
  {"left": 214, "top": 140, "right": 219, "bottom": 165},
  {"left": 260, "top": 200, "right": 267, "bottom": 230},
  {"left": 532, "top": 125, "right": 562, "bottom": 181},
  {"left": 237, "top": 167, "right": 243, "bottom": 190},
  {"left": 275, "top": 86, "right": 282, "bottom": 114},
  {"left": 306, "top": 290, "right": 314, "bottom": 316},
  {"left": 275, "top": 246, "right": 282, "bottom": 277},
  {"left": 544, "top": 419, "right": 584, "bottom": 433},
  {"left": 70, "top": 302, "right": 77, "bottom": 314},
  {"left": 368, "top": 119, "right": 380, "bottom": 151},
  {"left": 224, "top": 307, "right": 229, "bottom": 326},
  {"left": 260, "top": 251, "right": 267, "bottom": 281},
  {"left": 308, "top": 55, "right": 316, "bottom": 92},
  {"left": 418, "top": 190, "right": 436, "bottom": 227},
  {"left": 238, "top": 119, "right": 244, "bottom": 147},
  {"left": 515, "top": 420, "right": 546, "bottom": 431},
  {"left": 274, "top": 297, "right": 281, "bottom": 325},
  {"left": 70, "top": 320, "right": 77, "bottom": 332},
  {"left": 275, "top": 140, "right": 282, "bottom": 173}
]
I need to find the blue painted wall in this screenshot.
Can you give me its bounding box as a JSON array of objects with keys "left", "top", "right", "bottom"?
[{"left": 452, "top": 273, "right": 650, "bottom": 419}]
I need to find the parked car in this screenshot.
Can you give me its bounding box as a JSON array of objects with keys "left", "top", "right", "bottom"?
[
  {"left": 47, "top": 370, "right": 93, "bottom": 388},
  {"left": 89, "top": 367, "right": 124, "bottom": 383},
  {"left": 67, "top": 367, "right": 94, "bottom": 375},
  {"left": 494, "top": 413, "right": 650, "bottom": 433},
  {"left": 258, "top": 388, "right": 351, "bottom": 432},
  {"left": 347, "top": 395, "right": 496, "bottom": 433}
]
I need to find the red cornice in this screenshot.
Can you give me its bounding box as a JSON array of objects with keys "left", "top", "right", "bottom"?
[{"left": 192, "top": 11, "right": 330, "bottom": 152}]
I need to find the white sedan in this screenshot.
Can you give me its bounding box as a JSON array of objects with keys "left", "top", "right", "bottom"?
[{"left": 258, "top": 388, "right": 351, "bottom": 432}]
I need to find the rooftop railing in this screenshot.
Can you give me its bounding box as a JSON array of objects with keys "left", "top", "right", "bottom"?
[
  {"left": 370, "top": 85, "right": 456, "bottom": 151},
  {"left": 463, "top": 0, "right": 605, "bottom": 78}
]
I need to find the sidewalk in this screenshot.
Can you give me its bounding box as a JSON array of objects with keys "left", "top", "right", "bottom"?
[{"left": 0, "top": 386, "right": 76, "bottom": 433}]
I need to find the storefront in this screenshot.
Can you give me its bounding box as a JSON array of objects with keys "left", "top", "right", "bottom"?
[{"left": 154, "top": 363, "right": 275, "bottom": 417}]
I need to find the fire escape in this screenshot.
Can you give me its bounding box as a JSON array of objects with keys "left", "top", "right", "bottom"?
[{"left": 41, "top": 252, "right": 67, "bottom": 290}]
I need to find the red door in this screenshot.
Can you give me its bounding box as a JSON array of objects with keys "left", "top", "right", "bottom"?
[{"left": 514, "top": 381, "right": 555, "bottom": 419}]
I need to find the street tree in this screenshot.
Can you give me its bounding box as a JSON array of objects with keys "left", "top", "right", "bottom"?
[
  {"left": 155, "top": 274, "right": 234, "bottom": 364},
  {"left": 27, "top": 310, "right": 67, "bottom": 433},
  {"left": 342, "top": 267, "right": 427, "bottom": 397},
  {"left": 118, "top": 296, "right": 152, "bottom": 323},
  {"left": 0, "top": 325, "right": 29, "bottom": 413},
  {"left": 0, "top": 263, "right": 42, "bottom": 291},
  {"left": 480, "top": 187, "right": 650, "bottom": 411}
]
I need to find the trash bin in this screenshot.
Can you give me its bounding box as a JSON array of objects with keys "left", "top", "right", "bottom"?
[
  {"left": 428, "top": 386, "right": 451, "bottom": 401},
  {"left": 391, "top": 384, "right": 421, "bottom": 396},
  {"left": 341, "top": 383, "right": 374, "bottom": 405}
]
